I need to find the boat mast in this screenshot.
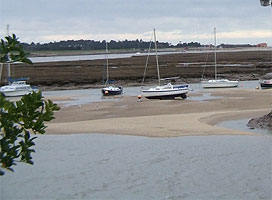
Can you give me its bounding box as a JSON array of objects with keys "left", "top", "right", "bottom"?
[
  {"left": 214, "top": 27, "right": 217, "bottom": 80},
  {"left": 105, "top": 42, "right": 109, "bottom": 85},
  {"left": 153, "top": 29, "right": 161, "bottom": 85},
  {"left": 6, "top": 24, "right": 11, "bottom": 83}
]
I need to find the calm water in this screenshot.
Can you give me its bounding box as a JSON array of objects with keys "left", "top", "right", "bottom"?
[
  {"left": 1, "top": 80, "right": 271, "bottom": 199},
  {"left": 30, "top": 51, "right": 180, "bottom": 63},
  {"left": 30, "top": 53, "right": 134, "bottom": 63},
  {"left": 218, "top": 118, "right": 271, "bottom": 135},
  {"left": 1, "top": 134, "right": 271, "bottom": 200}
]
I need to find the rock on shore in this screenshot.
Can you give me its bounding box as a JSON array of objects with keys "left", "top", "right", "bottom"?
[{"left": 247, "top": 111, "right": 272, "bottom": 131}]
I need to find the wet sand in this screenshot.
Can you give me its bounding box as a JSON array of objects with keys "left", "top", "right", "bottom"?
[{"left": 46, "top": 88, "right": 272, "bottom": 137}]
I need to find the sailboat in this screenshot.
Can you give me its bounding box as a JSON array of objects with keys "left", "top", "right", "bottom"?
[
  {"left": 141, "top": 29, "right": 189, "bottom": 99},
  {"left": 260, "top": 73, "right": 272, "bottom": 89},
  {"left": 201, "top": 28, "right": 239, "bottom": 89},
  {"left": 101, "top": 42, "right": 123, "bottom": 96}
]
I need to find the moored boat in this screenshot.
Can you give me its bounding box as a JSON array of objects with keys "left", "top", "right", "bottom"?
[
  {"left": 101, "top": 85, "right": 123, "bottom": 95},
  {"left": 201, "top": 79, "right": 239, "bottom": 88},
  {"left": 260, "top": 79, "right": 272, "bottom": 89},
  {"left": 259, "top": 73, "right": 272, "bottom": 89},
  {"left": 141, "top": 29, "right": 189, "bottom": 100},
  {"left": 101, "top": 42, "right": 123, "bottom": 96},
  {"left": 201, "top": 28, "right": 239, "bottom": 89},
  {"left": 142, "top": 83, "right": 188, "bottom": 99},
  {"left": 0, "top": 80, "right": 33, "bottom": 97}
]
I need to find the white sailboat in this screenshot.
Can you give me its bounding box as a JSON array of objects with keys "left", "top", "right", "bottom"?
[
  {"left": 259, "top": 0, "right": 272, "bottom": 88},
  {"left": 101, "top": 42, "right": 123, "bottom": 96},
  {"left": 141, "top": 29, "right": 188, "bottom": 99},
  {"left": 201, "top": 28, "right": 239, "bottom": 89},
  {"left": 260, "top": 73, "right": 272, "bottom": 89}
]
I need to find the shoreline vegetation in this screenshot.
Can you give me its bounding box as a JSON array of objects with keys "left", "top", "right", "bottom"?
[{"left": 21, "top": 38, "right": 258, "bottom": 55}]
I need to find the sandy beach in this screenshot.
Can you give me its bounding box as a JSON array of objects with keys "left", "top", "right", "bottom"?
[{"left": 46, "top": 88, "right": 271, "bottom": 137}]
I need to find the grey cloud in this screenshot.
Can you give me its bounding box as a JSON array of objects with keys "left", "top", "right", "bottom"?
[{"left": 0, "top": 0, "right": 271, "bottom": 44}]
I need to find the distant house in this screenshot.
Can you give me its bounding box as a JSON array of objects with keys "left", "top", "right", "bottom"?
[{"left": 257, "top": 43, "right": 268, "bottom": 48}]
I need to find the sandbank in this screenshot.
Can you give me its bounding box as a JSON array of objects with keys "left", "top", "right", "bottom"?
[{"left": 46, "top": 88, "right": 272, "bottom": 137}]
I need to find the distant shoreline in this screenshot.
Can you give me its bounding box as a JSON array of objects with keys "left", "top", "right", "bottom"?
[{"left": 28, "top": 47, "right": 272, "bottom": 58}]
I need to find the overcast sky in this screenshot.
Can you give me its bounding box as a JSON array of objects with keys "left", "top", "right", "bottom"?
[{"left": 0, "top": 0, "right": 271, "bottom": 45}]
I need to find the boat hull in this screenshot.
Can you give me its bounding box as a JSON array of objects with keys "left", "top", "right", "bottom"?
[
  {"left": 143, "top": 92, "right": 188, "bottom": 100},
  {"left": 142, "top": 88, "right": 188, "bottom": 99},
  {"left": 142, "top": 83, "right": 188, "bottom": 100},
  {"left": 0, "top": 89, "right": 33, "bottom": 97},
  {"left": 0, "top": 81, "right": 34, "bottom": 97},
  {"left": 201, "top": 80, "right": 239, "bottom": 88}
]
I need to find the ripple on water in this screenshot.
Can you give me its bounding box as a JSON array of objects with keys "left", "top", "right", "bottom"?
[{"left": 1, "top": 134, "right": 271, "bottom": 200}]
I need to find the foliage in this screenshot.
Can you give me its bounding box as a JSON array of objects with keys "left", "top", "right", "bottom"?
[
  {"left": 0, "top": 34, "right": 59, "bottom": 176},
  {"left": 21, "top": 39, "right": 256, "bottom": 52},
  {"left": 21, "top": 39, "right": 172, "bottom": 51},
  {"left": 0, "top": 91, "right": 60, "bottom": 175},
  {"left": 0, "top": 34, "right": 32, "bottom": 64}
]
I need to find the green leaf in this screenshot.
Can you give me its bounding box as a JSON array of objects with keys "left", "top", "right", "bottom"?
[{"left": 1, "top": 84, "right": 59, "bottom": 175}]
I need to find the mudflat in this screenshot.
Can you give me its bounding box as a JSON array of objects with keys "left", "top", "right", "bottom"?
[
  {"left": 46, "top": 88, "right": 272, "bottom": 137},
  {"left": 3, "top": 49, "right": 272, "bottom": 88}
]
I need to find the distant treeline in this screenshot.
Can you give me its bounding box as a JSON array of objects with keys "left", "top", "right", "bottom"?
[{"left": 21, "top": 39, "right": 255, "bottom": 51}]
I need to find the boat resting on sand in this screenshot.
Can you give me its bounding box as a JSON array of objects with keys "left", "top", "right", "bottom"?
[
  {"left": 142, "top": 83, "right": 188, "bottom": 99},
  {"left": 201, "top": 28, "right": 238, "bottom": 89},
  {"left": 0, "top": 80, "right": 34, "bottom": 97},
  {"left": 101, "top": 85, "right": 123, "bottom": 95},
  {"left": 260, "top": 79, "right": 272, "bottom": 89},
  {"left": 201, "top": 79, "right": 239, "bottom": 88},
  {"left": 141, "top": 29, "right": 189, "bottom": 100}
]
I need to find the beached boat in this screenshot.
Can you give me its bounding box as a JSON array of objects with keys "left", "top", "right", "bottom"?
[
  {"left": 142, "top": 83, "right": 188, "bottom": 99},
  {"left": 141, "top": 29, "right": 188, "bottom": 99},
  {"left": 0, "top": 80, "right": 34, "bottom": 97},
  {"left": 102, "top": 85, "right": 123, "bottom": 95},
  {"left": 201, "top": 28, "right": 239, "bottom": 89},
  {"left": 259, "top": 72, "right": 272, "bottom": 89},
  {"left": 202, "top": 79, "right": 239, "bottom": 88},
  {"left": 259, "top": 73, "right": 272, "bottom": 89},
  {"left": 260, "top": 79, "right": 272, "bottom": 89},
  {"left": 101, "top": 43, "right": 123, "bottom": 96}
]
